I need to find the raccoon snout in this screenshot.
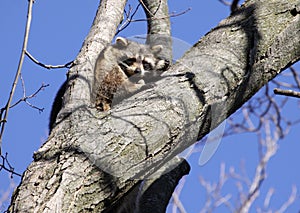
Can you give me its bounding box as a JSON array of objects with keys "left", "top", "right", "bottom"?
[
  {"left": 135, "top": 68, "right": 148, "bottom": 76},
  {"left": 135, "top": 68, "right": 142, "bottom": 74}
]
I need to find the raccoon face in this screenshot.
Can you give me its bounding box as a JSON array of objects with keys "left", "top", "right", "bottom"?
[{"left": 115, "top": 37, "right": 169, "bottom": 81}]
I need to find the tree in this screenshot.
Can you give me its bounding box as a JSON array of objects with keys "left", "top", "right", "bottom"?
[{"left": 3, "top": 0, "right": 300, "bottom": 212}]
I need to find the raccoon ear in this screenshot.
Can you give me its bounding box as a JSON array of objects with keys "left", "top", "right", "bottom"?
[
  {"left": 115, "top": 37, "right": 128, "bottom": 47},
  {"left": 151, "top": 45, "right": 163, "bottom": 54}
]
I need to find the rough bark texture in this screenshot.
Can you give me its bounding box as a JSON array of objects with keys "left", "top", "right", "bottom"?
[{"left": 8, "top": 0, "right": 300, "bottom": 212}]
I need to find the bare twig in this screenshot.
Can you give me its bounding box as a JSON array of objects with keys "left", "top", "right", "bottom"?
[
  {"left": 0, "top": 0, "right": 34, "bottom": 155},
  {"left": 25, "top": 50, "right": 73, "bottom": 69},
  {"left": 199, "top": 163, "right": 234, "bottom": 213},
  {"left": 171, "top": 177, "right": 187, "bottom": 213},
  {"left": 275, "top": 185, "right": 297, "bottom": 213},
  {"left": 272, "top": 79, "right": 299, "bottom": 89},
  {"left": 272, "top": 66, "right": 300, "bottom": 98},
  {"left": 290, "top": 66, "right": 300, "bottom": 88},
  {"left": 263, "top": 188, "right": 274, "bottom": 209},
  {"left": 229, "top": 165, "right": 251, "bottom": 188},
  {"left": 218, "top": 0, "right": 231, "bottom": 6},
  {"left": 8, "top": 75, "right": 49, "bottom": 112},
  {"left": 139, "top": 0, "right": 161, "bottom": 17},
  {"left": 0, "top": 153, "right": 21, "bottom": 177},
  {"left": 116, "top": 3, "right": 190, "bottom": 34},
  {"left": 225, "top": 68, "right": 299, "bottom": 138},
  {"left": 116, "top": 3, "right": 142, "bottom": 35},
  {"left": 197, "top": 66, "right": 299, "bottom": 212},
  {"left": 273, "top": 88, "right": 300, "bottom": 98},
  {"left": 238, "top": 121, "right": 278, "bottom": 213}
]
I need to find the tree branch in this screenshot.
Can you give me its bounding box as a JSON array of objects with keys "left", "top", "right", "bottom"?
[
  {"left": 273, "top": 88, "right": 300, "bottom": 98},
  {"left": 25, "top": 50, "right": 73, "bottom": 69},
  {"left": 0, "top": 153, "right": 22, "bottom": 177},
  {"left": 0, "top": 0, "right": 34, "bottom": 156}
]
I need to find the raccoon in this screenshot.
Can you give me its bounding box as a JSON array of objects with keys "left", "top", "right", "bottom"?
[
  {"left": 48, "top": 37, "right": 168, "bottom": 133},
  {"left": 92, "top": 37, "right": 169, "bottom": 111}
]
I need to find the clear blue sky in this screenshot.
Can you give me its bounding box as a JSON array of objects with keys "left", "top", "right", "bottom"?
[{"left": 0, "top": 1, "right": 299, "bottom": 212}]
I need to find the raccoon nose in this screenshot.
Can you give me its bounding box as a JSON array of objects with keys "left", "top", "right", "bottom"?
[{"left": 135, "top": 68, "right": 141, "bottom": 74}]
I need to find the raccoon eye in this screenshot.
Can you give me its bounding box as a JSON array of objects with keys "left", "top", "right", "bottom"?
[
  {"left": 142, "top": 61, "right": 152, "bottom": 70},
  {"left": 123, "top": 58, "right": 136, "bottom": 66}
]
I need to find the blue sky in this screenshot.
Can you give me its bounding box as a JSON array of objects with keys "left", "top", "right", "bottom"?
[{"left": 0, "top": 1, "right": 300, "bottom": 212}]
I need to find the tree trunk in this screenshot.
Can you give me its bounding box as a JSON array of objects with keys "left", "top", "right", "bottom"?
[{"left": 8, "top": 0, "right": 300, "bottom": 212}]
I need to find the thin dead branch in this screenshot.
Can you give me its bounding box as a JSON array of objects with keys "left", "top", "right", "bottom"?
[
  {"left": 238, "top": 120, "right": 278, "bottom": 213},
  {"left": 196, "top": 110, "right": 296, "bottom": 213},
  {"left": 225, "top": 66, "right": 300, "bottom": 138},
  {"left": 273, "top": 66, "right": 300, "bottom": 98},
  {"left": 290, "top": 66, "right": 300, "bottom": 88},
  {"left": 7, "top": 74, "right": 49, "bottom": 112},
  {"left": 116, "top": 2, "right": 190, "bottom": 35},
  {"left": 139, "top": 0, "right": 161, "bottom": 17},
  {"left": 275, "top": 186, "right": 297, "bottom": 213},
  {"left": 263, "top": 188, "right": 274, "bottom": 209},
  {"left": 171, "top": 177, "right": 187, "bottom": 213},
  {"left": 0, "top": 153, "right": 21, "bottom": 177},
  {"left": 25, "top": 50, "right": 73, "bottom": 69},
  {"left": 199, "top": 163, "right": 234, "bottom": 213},
  {"left": 273, "top": 88, "right": 300, "bottom": 98},
  {"left": 0, "top": 0, "right": 34, "bottom": 155}
]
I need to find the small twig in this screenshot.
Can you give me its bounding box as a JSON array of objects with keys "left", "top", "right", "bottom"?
[
  {"left": 218, "top": 0, "right": 231, "bottom": 6},
  {"left": 238, "top": 120, "right": 278, "bottom": 213},
  {"left": 116, "top": 4, "right": 191, "bottom": 34},
  {"left": 272, "top": 79, "right": 298, "bottom": 89},
  {"left": 167, "top": 8, "right": 191, "bottom": 19},
  {"left": 139, "top": 0, "right": 155, "bottom": 17},
  {"left": 273, "top": 88, "right": 300, "bottom": 98},
  {"left": 0, "top": 153, "right": 22, "bottom": 177},
  {"left": 290, "top": 66, "right": 300, "bottom": 88},
  {"left": 9, "top": 81, "right": 49, "bottom": 113},
  {"left": 139, "top": 0, "right": 162, "bottom": 17},
  {"left": 275, "top": 185, "right": 297, "bottom": 213},
  {"left": 0, "top": 0, "right": 34, "bottom": 155},
  {"left": 199, "top": 163, "right": 234, "bottom": 213},
  {"left": 25, "top": 50, "right": 73, "bottom": 69},
  {"left": 117, "top": 3, "right": 142, "bottom": 34},
  {"left": 171, "top": 177, "right": 187, "bottom": 213},
  {"left": 263, "top": 188, "right": 274, "bottom": 209}
]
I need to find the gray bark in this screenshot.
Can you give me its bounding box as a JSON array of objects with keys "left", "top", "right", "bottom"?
[{"left": 8, "top": 0, "right": 300, "bottom": 212}]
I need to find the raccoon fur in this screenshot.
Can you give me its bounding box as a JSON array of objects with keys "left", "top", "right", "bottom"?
[{"left": 92, "top": 37, "right": 169, "bottom": 111}]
